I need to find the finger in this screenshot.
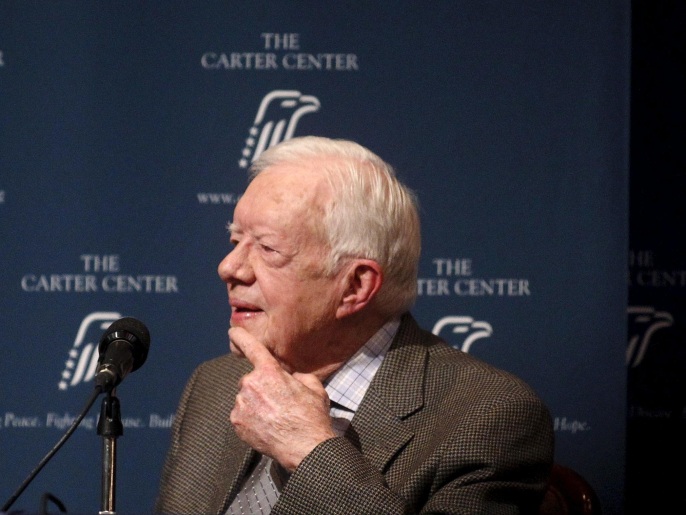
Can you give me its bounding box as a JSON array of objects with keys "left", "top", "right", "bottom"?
[{"left": 229, "top": 326, "right": 280, "bottom": 368}]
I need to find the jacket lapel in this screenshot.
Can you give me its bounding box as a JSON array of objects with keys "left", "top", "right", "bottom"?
[
  {"left": 208, "top": 434, "right": 257, "bottom": 514},
  {"left": 346, "top": 314, "right": 427, "bottom": 473},
  {"left": 207, "top": 360, "right": 259, "bottom": 514}
]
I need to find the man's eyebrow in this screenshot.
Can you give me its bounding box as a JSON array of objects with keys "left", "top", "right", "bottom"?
[{"left": 227, "top": 221, "right": 240, "bottom": 233}]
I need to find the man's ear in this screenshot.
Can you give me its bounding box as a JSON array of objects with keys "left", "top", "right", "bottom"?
[{"left": 336, "top": 260, "right": 383, "bottom": 319}]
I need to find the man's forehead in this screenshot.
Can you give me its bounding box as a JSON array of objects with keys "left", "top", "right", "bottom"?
[{"left": 246, "top": 167, "right": 331, "bottom": 209}]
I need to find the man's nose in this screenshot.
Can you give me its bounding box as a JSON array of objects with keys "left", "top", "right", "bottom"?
[{"left": 217, "top": 245, "right": 252, "bottom": 283}]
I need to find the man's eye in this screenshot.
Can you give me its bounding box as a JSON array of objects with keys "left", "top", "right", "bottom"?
[{"left": 260, "top": 244, "right": 276, "bottom": 253}]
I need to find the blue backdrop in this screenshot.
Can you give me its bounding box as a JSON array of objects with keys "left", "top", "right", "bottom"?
[{"left": 0, "top": 2, "right": 630, "bottom": 513}]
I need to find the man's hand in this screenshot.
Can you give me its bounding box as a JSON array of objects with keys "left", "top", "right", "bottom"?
[{"left": 229, "top": 326, "right": 337, "bottom": 472}]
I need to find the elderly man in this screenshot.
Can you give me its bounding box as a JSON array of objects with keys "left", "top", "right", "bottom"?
[{"left": 156, "top": 136, "right": 554, "bottom": 514}]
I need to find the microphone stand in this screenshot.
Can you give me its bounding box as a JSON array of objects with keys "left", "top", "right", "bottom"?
[{"left": 97, "top": 390, "right": 123, "bottom": 515}]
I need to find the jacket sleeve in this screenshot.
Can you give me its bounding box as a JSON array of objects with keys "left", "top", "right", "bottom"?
[{"left": 273, "top": 389, "right": 553, "bottom": 515}]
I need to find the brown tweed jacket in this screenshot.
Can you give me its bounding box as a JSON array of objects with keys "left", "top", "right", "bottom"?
[{"left": 155, "top": 314, "right": 554, "bottom": 514}]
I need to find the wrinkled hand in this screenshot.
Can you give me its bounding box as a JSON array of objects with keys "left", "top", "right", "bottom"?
[{"left": 229, "top": 327, "right": 337, "bottom": 472}]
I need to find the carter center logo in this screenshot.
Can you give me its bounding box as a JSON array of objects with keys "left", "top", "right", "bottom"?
[
  {"left": 58, "top": 311, "right": 122, "bottom": 391},
  {"left": 238, "top": 90, "right": 321, "bottom": 168},
  {"left": 432, "top": 316, "right": 493, "bottom": 353}
]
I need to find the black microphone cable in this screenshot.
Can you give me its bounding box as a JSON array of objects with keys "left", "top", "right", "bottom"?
[{"left": 1, "top": 385, "right": 103, "bottom": 513}]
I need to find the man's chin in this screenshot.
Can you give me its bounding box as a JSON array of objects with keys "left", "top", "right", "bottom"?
[{"left": 228, "top": 320, "right": 268, "bottom": 349}]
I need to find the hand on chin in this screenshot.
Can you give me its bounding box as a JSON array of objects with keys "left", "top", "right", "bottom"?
[{"left": 228, "top": 321, "right": 269, "bottom": 361}]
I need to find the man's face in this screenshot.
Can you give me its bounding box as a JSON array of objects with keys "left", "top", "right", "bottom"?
[{"left": 218, "top": 164, "right": 345, "bottom": 373}]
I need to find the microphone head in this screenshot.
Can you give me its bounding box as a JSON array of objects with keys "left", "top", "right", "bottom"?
[{"left": 98, "top": 317, "right": 151, "bottom": 372}]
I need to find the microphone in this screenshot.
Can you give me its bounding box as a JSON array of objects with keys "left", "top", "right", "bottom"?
[
  {"left": 95, "top": 317, "right": 151, "bottom": 393},
  {"left": 1, "top": 317, "right": 151, "bottom": 513}
]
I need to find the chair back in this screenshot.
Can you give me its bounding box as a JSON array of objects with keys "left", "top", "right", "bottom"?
[{"left": 539, "top": 463, "right": 602, "bottom": 514}]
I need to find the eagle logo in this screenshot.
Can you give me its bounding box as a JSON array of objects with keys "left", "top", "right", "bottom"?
[
  {"left": 239, "top": 90, "right": 321, "bottom": 168},
  {"left": 627, "top": 305, "right": 674, "bottom": 368},
  {"left": 58, "top": 311, "right": 122, "bottom": 390},
  {"left": 432, "top": 316, "right": 494, "bottom": 353}
]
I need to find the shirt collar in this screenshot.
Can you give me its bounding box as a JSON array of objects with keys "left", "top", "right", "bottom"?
[{"left": 324, "top": 318, "right": 400, "bottom": 413}]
